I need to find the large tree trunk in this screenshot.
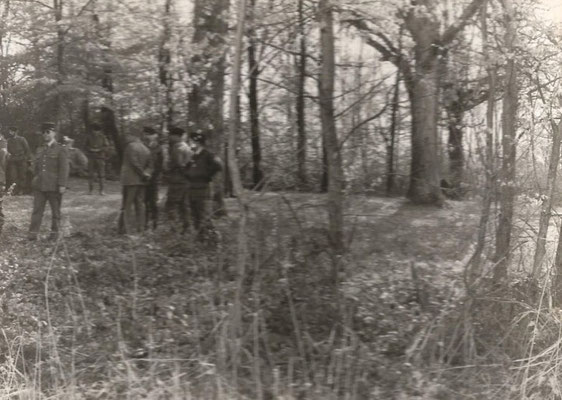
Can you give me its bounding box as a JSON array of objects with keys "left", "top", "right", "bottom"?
[
  {"left": 296, "top": 0, "right": 307, "bottom": 188},
  {"left": 159, "top": 0, "right": 174, "bottom": 129},
  {"left": 227, "top": 0, "right": 249, "bottom": 389},
  {"left": 53, "top": 0, "right": 64, "bottom": 127},
  {"left": 387, "top": 63, "right": 401, "bottom": 195},
  {"left": 404, "top": 6, "right": 443, "bottom": 205},
  {"left": 318, "top": 0, "right": 344, "bottom": 255},
  {"left": 447, "top": 101, "right": 464, "bottom": 198},
  {"left": 189, "top": 0, "right": 229, "bottom": 209},
  {"left": 407, "top": 70, "right": 442, "bottom": 205},
  {"left": 468, "top": 1, "right": 495, "bottom": 281},
  {"left": 247, "top": 0, "right": 263, "bottom": 190},
  {"left": 493, "top": 0, "right": 518, "bottom": 283}
]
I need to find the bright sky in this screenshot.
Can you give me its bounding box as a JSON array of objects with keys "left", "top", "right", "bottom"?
[{"left": 544, "top": 0, "right": 562, "bottom": 22}]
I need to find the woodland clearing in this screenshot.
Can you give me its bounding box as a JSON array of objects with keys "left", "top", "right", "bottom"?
[{"left": 0, "top": 177, "right": 516, "bottom": 399}]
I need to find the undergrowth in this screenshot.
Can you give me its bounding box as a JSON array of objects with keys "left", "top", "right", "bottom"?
[{"left": 0, "top": 189, "right": 556, "bottom": 399}]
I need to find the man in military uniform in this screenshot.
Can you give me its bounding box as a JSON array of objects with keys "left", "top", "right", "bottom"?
[
  {"left": 142, "top": 126, "right": 164, "bottom": 230},
  {"left": 165, "top": 126, "right": 192, "bottom": 234},
  {"left": 28, "top": 122, "right": 69, "bottom": 241},
  {"left": 5, "top": 126, "right": 31, "bottom": 195},
  {"left": 185, "top": 131, "right": 222, "bottom": 241},
  {"left": 85, "top": 122, "right": 110, "bottom": 195}
]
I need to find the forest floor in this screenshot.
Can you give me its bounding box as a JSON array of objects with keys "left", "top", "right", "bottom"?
[{"left": 0, "top": 178, "right": 494, "bottom": 399}]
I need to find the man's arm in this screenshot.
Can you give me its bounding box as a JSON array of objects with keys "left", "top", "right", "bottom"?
[
  {"left": 58, "top": 146, "right": 69, "bottom": 190},
  {"left": 21, "top": 137, "right": 31, "bottom": 159}
]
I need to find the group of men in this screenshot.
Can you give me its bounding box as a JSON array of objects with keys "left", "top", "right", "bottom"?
[
  {"left": 118, "top": 125, "right": 222, "bottom": 240},
  {"left": 0, "top": 122, "right": 223, "bottom": 242}
]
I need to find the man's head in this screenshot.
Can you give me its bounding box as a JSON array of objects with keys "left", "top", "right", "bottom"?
[
  {"left": 143, "top": 126, "right": 158, "bottom": 145},
  {"left": 5, "top": 126, "right": 17, "bottom": 138},
  {"left": 189, "top": 131, "right": 207, "bottom": 150},
  {"left": 41, "top": 122, "right": 57, "bottom": 143},
  {"left": 168, "top": 126, "right": 185, "bottom": 142}
]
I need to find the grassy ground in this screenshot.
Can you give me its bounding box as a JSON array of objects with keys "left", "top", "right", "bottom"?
[{"left": 0, "top": 178, "right": 484, "bottom": 399}]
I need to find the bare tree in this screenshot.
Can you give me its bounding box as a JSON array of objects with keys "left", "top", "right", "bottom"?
[
  {"left": 318, "top": 0, "right": 344, "bottom": 256},
  {"left": 493, "top": 0, "right": 518, "bottom": 282}
]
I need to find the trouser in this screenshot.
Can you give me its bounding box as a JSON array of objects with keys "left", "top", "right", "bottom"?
[
  {"left": 165, "top": 184, "right": 190, "bottom": 233},
  {"left": 122, "top": 185, "right": 146, "bottom": 235},
  {"left": 88, "top": 156, "right": 105, "bottom": 192},
  {"left": 145, "top": 183, "right": 159, "bottom": 230},
  {"left": 7, "top": 159, "right": 28, "bottom": 194},
  {"left": 29, "top": 190, "right": 62, "bottom": 238},
  {"left": 188, "top": 187, "right": 213, "bottom": 237}
]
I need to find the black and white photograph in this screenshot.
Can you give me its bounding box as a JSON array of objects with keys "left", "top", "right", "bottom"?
[{"left": 0, "top": 0, "right": 562, "bottom": 398}]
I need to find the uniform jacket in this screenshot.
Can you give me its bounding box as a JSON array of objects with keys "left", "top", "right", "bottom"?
[
  {"left": 184, "top": 148, "right": 222, "bottom": 189},
  {"left": 85, "top": 131, "right": 110, "bottom": 159},
  {"left": 7, "top": 135, "right": 30, "bottom": 161},
  {"left": 147, "top": 141, "right": 164, "bottom": 184},
  {"left": 167, "top": 137, "right": 192, "bottom": 185},
  {"left": 120, "top": 135, "right": 153, "bottom": 186},
  {"left": 32, "top": 142, "right": 69, "bottom": 192}
]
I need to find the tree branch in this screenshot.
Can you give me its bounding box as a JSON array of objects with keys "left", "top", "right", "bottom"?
[{"left": 441, "top": 0, "right": 487, "bottom": 46}]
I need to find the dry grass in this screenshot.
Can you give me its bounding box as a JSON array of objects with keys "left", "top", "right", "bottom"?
[{"left": 2, "top": 177, "right": 536, "bottom": 399}]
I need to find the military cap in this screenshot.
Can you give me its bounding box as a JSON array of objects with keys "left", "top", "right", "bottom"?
[
  {"left": 189, "top": 131, "right": 206, "bottom": 144},
  {"left": 143, "top": 126, "right": 157, "bottom": 135},
  {"left": 41, "top": 122, "right": 56, "bottom": 132},
  {"left": 169, "top": 126, "right": 185, "bottom": 136}
]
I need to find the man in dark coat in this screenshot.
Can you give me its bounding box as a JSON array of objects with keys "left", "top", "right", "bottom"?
[
  {"left": 142, "top": 126, "right": 164, "bottom": 230},
  {"left": 85, "top": 122, "right": 110, "bottom": 195},
  {"left": 120, "top": 132, "right": 153, "bottom": 235},
  {"left": 185, "top": 131, "right": 222, "bottom": 240},
  {"left": 165, "top": 126, "right": 192, "bottom": 233},
  {"left": 28, "top": 122, "right": 69, "bottom": 241},
  {"left": 6, "top": 126, "right": 31, "bottom": 195}
]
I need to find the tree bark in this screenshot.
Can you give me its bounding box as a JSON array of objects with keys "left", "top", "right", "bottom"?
[
  {"left": 247, "top": 0, "right": 263, "bottom": 190},
  {"left": 53, "top": 0, "right": 64, "bottom": 128},
  {"left": 228, "top": 0, "right": 249, "bottom": 389},
  {"left": 468, "top": 1, "right": 495, "bottom": 280},
  {"left": 159, "top": 0, "right": 174, "bottom": 129},
  {"left": 446, "top": 100, "right": 464, "bottom": 198},
  {"left": 387, "top": 37, "right": 401, "bottom": 195},
  {"left": 318, "top": 0, "right": 344, "bottom": 255},
  {"left": 534, "top": 119, "right": 561, "bottom": 278},
  {"left": 493, "top": 0, "right": 518, "bottom": 283},
  {"left": 296, "top": 0, "right": 307, "bottom": 188}
]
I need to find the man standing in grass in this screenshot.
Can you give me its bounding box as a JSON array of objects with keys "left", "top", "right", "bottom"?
[
  {"left": 142, "top": 126, "right": 164, "bottom": 230},
  {"left": 120, "top": 131, "right": 153, "bottom": 235},
  {"left": 85, "top": 122, "right": 110, "bottom": 195},
  {"left": 185, "top": 131, "right": 222, "bottom": 241},
  {"left": 5, "top": 126, "right": 31, "bottom": 195},
  {"left": 28, "top": 122, "right": 69, "bottom": 241}
]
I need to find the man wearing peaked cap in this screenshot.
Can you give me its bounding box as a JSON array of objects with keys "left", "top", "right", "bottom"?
[
  {"left": 28, "top": 122, "right": 69, "bottom": 241},
  {"left": 184, "top": 129, "right": 222, "bottom": 242}
]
